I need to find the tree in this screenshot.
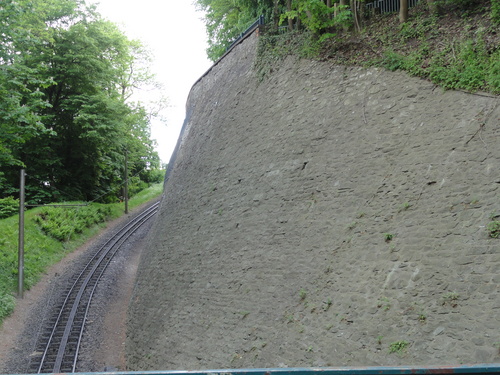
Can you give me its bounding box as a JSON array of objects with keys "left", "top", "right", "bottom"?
[
  {"left": 196, "top": 0, "right": 279, "bottom": 61},
  {"left": 0, "top": 0, "right": 162, "bottom": 203},
  {"left": 0, "top": 0, "right": 67, "bottom": 188},
  {"left": 351, "top": 0, "right": 362, "bottom": 32},
  {"left": 279, "top": 0, "right": 353, "bottom": 36},
  {"left": 283, "top": 0, "right": 336, "bottom": 34},
  {"left": 36, "top": 18, "right": 160, "bottom": 201},
  {"left": 196, "top": 0, "right": 357, "bottom": 60},
  {"left": 400, "top": 0, "right": 408, "bottom": 22}
]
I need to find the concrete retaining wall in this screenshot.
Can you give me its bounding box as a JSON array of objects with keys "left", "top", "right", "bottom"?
[{"left": 126, "top": 32, "right": 500, "bottom": 370}]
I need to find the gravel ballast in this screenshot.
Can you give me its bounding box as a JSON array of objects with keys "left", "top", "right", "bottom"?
[{"left": 0, "top": 201, "right": 158, "bottom": 373}]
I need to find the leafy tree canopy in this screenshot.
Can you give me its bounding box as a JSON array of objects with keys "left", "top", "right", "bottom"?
[
  {"left": 196, "top": 0, "right": 278, "bottom": 61},
  {"left": 0, "top": 0, "right": 165, "bottom": 204}
]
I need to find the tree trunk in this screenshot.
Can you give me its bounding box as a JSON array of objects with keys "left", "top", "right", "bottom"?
[
  {"left": 273, "top": 0, "right": 280, "bottom": 32},
  {"left": 287, "top": 0, "right": 293, "bottom": 31},
  {"left": 352, "top": 0, "right": 361, "bottom": 33},
  {"left": 337, "top": 0, "right": 350, "bottom": 31},
  {"left": 399, "top": 0, "right": 408, "bottom": 23}
]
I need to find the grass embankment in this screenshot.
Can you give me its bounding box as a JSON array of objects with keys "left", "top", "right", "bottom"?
[{"left": 0, "top": 183, "right": 163, "bottom": 324}]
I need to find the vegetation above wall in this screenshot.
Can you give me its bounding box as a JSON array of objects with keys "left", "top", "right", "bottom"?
[
  {"left": 125, "top": 27, "right": 500, "bottom": 367},
  {"left": 197, "top": 0, "right": 499, "bottom": 94},
  {"left": 256, "top": 1, "right": 500, "bottom": 94}
]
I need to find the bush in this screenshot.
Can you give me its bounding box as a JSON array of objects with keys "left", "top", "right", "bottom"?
[
  {"left": 33, "top": 204, "right": 112, "bottom": 241},
  {"left": 487, "top": 50, "right": 500, "bottom": 93},
  {"left": 0, "top": 292, "right": 16, "bottom": 320},
  {"left": 0, "top": 197, "right": 19, "bottom": 219},
  {"left": 139, "top": 168, "right": 165, "bottom": 184},
  {"left": 0, "top": 184, "right": 162, "bottom": 322},
  {"left": 440, "top": 0, "right": 484, "bottom": 9},
  {"left": 128, "top": 176, "right": 149, "bottom": 198},
  {"left": 428, "top": 37, "right": 491, "bottom": 92},
  {"left": 493, "top": 0, "right": 500, "bottom": 24}
]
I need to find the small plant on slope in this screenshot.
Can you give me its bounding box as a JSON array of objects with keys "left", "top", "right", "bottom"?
[
  {"left": 487, "top": 220, "right": 500, "bottom": 238},
  {"left": 389, "top": 340, "right": 409, "bottom": 354},
  {"left": 299, "top": 288, "right": 307, "bottom": 300}
]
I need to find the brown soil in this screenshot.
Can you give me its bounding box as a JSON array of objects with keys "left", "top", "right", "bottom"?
[{"left": 319, "top": 2, "right": 499, "bottom": 67}]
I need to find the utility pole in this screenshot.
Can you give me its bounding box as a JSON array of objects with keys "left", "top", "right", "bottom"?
[
  {"left": 124, "top": 149, "right": 129, "bottom": 214},
  {"left": 18, "top": 169, "right": 25, "bottom": 298},
  {"left": 17, "top": 171, "right": 87, "bottom": 299}
]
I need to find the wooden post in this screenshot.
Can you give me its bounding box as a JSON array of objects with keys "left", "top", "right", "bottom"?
[
  {"left": 18, "top": 169, "right": 25, "bottom": 298},
  {"left": 124, "top": 149, "right": 129, "bottom": 214}
]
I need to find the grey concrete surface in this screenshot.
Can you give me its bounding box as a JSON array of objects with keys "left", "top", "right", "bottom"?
[{"left": 126, "top": 32, "right": 500, "bottom": 370}]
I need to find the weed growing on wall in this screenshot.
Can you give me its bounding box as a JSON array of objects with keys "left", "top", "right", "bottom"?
[
  {"left": 442, "top": 291, "right": 460, "bottom": 307},
  {"left": 389, "top": 340, "right": 410, "bottom": 354},
  {"left": 377, "top": 296, "right": 391, "bottom": 311},
  {"left": 299, "top": 288, "right": 307, "bottom": 300},
  {"left": 487, "top": 221, "right": 500, "bottom": 238},
  {"left": 398, "top": 202, "right": 412, "bottom": 212}
]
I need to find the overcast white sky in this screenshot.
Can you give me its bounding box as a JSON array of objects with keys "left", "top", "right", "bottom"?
[{"left": 88, "top": 0, "right": 212, "bottom": 164}]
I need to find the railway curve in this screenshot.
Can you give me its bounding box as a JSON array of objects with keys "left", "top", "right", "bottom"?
[{"left": 24, "top": 201, "right": 159, "bottom": 373}]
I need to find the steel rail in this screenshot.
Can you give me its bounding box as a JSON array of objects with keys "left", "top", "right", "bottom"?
[
  {"left": 54, "top": 204, "right": 158, "bottom": 372},
  {"left": 32, "top": 202, "right": 159, "bottom": 373},
  {"left": 71, "top": 206, "right": 158, "bottom": 372},
  {"left": 37, "top": 202, "right": 158, "bottom": 372}
]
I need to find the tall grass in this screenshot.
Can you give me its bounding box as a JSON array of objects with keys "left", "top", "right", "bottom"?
[{"left": 0, "top": 182, "right": 163, "bottom": 325}]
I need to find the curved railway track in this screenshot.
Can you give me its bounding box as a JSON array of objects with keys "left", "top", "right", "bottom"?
[{"left": 27, "top": 202, "right": 159, "bottom": 373}]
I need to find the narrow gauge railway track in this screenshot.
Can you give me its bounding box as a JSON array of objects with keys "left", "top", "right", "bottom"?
[{"left": 28, "top": 202, "right": 159, "bottom": 374}]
